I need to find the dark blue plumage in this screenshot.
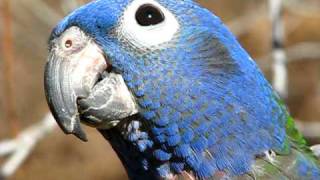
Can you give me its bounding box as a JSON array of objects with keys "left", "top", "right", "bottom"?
[{"left": 47, "top": 0, "right": 320, "bottom": 179}]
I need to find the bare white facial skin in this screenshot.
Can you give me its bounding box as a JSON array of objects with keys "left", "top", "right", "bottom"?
[
  {"left": 53, "top": 26, "right": 108, "bottom": 98},
  {"left": 118, "top": 0, "right": 180, "bottom": 48},
  {"left": 53, "top": 27, "right": 138, "bottom": 129}
]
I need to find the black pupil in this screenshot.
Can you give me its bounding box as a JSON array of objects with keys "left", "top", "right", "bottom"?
[{"left": 135, "top": 4, "right": 165, "bottom": 26}]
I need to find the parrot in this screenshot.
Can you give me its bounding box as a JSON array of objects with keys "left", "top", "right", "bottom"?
[{"left": 44, "top": 0, "right": 320, "bottom": 179}]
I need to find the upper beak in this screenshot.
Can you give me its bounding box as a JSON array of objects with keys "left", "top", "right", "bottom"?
[{"left": 44, "top": 41, "right": 107, "bottom": 141}]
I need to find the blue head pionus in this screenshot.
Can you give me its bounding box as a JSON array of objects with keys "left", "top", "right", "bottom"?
[{"left": 44, "top": 0, "right": 320, "bottom": 179}]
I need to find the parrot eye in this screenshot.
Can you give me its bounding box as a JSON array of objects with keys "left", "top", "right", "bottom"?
[
  {"left": 135, "top": 4, "right": 165, "bottom": 26},
  {"left": 119, "top": 0, "right": 179, "bottom": 48},
  {"left": 64, "top": 40, "right": 73, "bottom": 49}
]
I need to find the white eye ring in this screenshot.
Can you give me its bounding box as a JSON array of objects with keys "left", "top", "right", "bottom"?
[{"left": 118, "top": 0, "right": 180, "bottom": 48}]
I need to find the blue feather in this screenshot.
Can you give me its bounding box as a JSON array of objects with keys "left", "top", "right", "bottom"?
[
  {"left": 154, "top": 149, "right": 172, "bottom": 161},
  {"left": 51, "top": 0, "right": 320, "bottom": 179}
]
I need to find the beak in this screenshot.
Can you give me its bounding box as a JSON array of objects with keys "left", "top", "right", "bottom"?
[{"left": 44, "top": 41, "right": 107, "bottom": 141}]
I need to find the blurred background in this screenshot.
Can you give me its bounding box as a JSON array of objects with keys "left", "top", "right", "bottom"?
[{"left": 0, "top": 0, "right": 319, "bottom": 179}]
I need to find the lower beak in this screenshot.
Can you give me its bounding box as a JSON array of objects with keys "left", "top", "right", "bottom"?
[{"left": 44, "top": 42, "right": 107, "bottom": 141}]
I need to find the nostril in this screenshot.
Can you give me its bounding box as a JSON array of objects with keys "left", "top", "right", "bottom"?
[{"left": 65, "top": 39, "right": 73, "bottom": 48}]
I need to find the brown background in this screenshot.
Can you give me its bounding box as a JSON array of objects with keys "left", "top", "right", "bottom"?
[{"left": 0, "top": 0, "right": 319, "bottom": 179}]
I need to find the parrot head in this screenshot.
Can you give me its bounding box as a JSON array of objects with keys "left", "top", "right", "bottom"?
[
  {"left": 45, "top": 0, "right": 223, "bottom": 140},
  {"left": 45, "top": 0, "right": 181, "bottom": 140},
  {"left": 45, "top": 0, "right": 287, "bottom": 178}
]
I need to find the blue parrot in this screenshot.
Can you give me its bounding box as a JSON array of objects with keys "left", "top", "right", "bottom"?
[{"left": 44, "top": 0, "right": 320, "bottom": 179}]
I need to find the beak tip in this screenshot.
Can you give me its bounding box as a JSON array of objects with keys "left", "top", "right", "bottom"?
[
  {"left": 60, "top": 124, "right": 88, "bottom": 142},
  {"left": 73, "top": 132, "right": 88, "bottom": 142},
  {"left": 72, "top": 121, "right": 88, "bottom": 142},
  {"left": 52, "top": 113, "right": 88, "bottom": 142}
]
